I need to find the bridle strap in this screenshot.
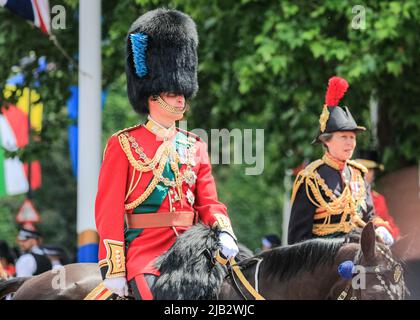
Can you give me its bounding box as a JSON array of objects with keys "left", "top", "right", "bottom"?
[
  {"left": 215, "top": 250, "right": 265, "bottom": 300},
  {"left": 336, "top": 245, "right": 404, "bottom": 300},
  {"left": 255, "top": 258, "right": 263, "bottom": 293},
  {"left": 229, "top": 257, "right": 265, "bottom": 300}
]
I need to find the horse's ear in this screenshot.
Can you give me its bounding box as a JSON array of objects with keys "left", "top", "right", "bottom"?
[
  {"left": 391, "top": 230, "right": 417, "bottom": 261},
  {"left": 360, "top": 222, "right": 376, "bottom": 261}
]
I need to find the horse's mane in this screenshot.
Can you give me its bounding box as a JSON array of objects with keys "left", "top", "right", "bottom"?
[
  {"left": 153, "top": 223, "right": 226, "bottom": 300},
  {"left": 152, "top": 225, "right": 367, "bottom": 299},
  {"left": 258, "top": 238, "right": 347, "bottom": 281}
]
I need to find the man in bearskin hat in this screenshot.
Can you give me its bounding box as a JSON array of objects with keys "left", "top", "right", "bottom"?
[
  {"left": 355, "top": 150, "right": 400, "bottom": 240},
  {"left": 95, "top": 8, "right": 239, "bottom": 299},
  {"left": 287, "top": 76, "right": 395, "bottom": 246}
]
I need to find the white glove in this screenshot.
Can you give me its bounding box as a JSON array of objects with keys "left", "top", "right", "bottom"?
[
  {"left": 219, "top": 232, "right": 239, "bottom": 259},
  {"left": 103, "top": 276, "right": 129, "bottom": 297},
  {"left": 376, "top": 226, "right": 394, "bottom": 246}
]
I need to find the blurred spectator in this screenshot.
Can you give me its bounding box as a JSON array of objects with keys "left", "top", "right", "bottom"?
[
  {"left": 261, "top": 234, "right": 281, "bottom": 251},
  {"left": 355, "top": 150, "right": 400, "bottom": 240},
  {"left": 0, "top": 240, "right": 16, "bottom": 279},
  {"left": 15, "top": 227, "right": 52, "bottom": 277},
  {"left": 43, "top": 245, "right": 69, "bottom": 269}
]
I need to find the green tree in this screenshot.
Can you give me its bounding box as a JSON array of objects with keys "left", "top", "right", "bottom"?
[{"left": 0, "top": 0, "right": 419, "bottom": 250}]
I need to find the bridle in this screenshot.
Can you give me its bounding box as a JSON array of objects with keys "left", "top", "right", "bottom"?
[
  {"left": 336, "top": 245, "right": 405, "bottom": 300},
  {"left": 213, "top": 250, "right": 265, "bottom": 300}
]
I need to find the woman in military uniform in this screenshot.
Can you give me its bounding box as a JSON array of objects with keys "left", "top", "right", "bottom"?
[
  {"left": 95, "top": 9, "right": 239, "bottom": 300},
  {"left": 288, "top": 76, "right": 394, "bottom": 246}
]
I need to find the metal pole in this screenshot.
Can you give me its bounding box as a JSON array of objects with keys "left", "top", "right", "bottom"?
[
  {"left": 369, "top": 90, "right": 379, "bottom": 148},
  {"left": 27, "top": 87, "right": 32, "bottom": 200},
  {"left": 77, "top": 0, "right": 102, "bottom": 262},
  {"left": 282, "top": 169, "right": 293, "bottom": 246}
]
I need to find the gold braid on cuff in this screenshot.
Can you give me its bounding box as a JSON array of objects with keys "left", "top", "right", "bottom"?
[
  {"left": 212, "top": 213, "right": 237, "bottom": 241},
  {"left": 103, "top": 239, "right": 126, "bottom": 278}
]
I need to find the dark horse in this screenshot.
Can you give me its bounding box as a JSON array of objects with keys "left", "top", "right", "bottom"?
[{"left": 0, "top": 222, "right": 409, "bottom": 300}]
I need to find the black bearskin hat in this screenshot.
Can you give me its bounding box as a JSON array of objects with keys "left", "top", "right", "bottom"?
[{"left": 126, "top": 8, "right": 199, "bottom": 114}]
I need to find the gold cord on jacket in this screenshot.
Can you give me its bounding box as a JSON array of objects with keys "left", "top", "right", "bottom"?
[
  {"left": 118, "top": 130, "right": 195, "bottom": 210},
  {"left": 290, "top": 158, "right": 367, "bottom": 236}
]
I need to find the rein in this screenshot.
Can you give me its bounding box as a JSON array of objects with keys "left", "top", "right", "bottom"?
[{"left": 215, "top": 250, "right": 265, "bottom": 300}]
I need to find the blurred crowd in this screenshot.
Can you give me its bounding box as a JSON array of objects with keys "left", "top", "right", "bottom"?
[{"left": 0, "top": 226, "right": 69, "bottom": 280}]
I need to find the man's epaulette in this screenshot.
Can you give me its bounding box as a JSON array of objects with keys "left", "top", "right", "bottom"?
[
  {"left": 290, "top": 159, "right": 324, "bottom": 204},
  {"left": 102, "top": 124, "right": 143, "bottom": 160},
  {"left": 112, "top": 123, "right": 143, "bottom": 137},
  {"left": 347, "top": 160, "right": 368, "bottom": 174}
]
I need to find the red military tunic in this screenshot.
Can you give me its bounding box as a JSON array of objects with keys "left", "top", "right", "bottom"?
[
  {"left": 95, "top": 121, "right": 234, "bottom": 281},
  {"left": 371, "top": 190, "right": 400, "bottom": 239}
]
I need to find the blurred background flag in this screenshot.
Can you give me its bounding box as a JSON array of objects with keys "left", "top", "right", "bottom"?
[
  {"left": 4, "top": 56, "right": 46, "bottom": 133},
  {"left": 0, "top": 59, "right": 45, "bottom": 197},
  {"left": 67, "top": 85, "right": 107, "bottom": 178},
  {"left": 0, "top": 105, "right": 41, "bottom": 197},
  {"left": 0, "top": 0, "right": 51, "bottom": 34}
]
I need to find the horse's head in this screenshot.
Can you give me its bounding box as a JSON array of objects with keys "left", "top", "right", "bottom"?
[{"left": 331, "top": 222, "right": 407, "bottom": 300}]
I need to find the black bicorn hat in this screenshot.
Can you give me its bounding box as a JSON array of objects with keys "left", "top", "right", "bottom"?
[
  {"left": 313, "top": 76, "right": 366, "bottom": 144},
  {"left": 355, "top": 149, "right": 384, "bottom": 171},
  {"left": 126, "top": 8, "right": 199, "bottom": 114}
]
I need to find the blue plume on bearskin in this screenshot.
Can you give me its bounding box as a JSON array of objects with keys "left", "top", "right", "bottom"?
[{"left": 130, "top": 33, "right": 148, "bottom": 77}]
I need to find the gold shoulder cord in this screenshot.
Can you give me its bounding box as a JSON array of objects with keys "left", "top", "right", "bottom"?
[
  {"left": 347, "top": 160, "right": 368, "bottom": 174},
  {"left": 291, "top": 159, "right": 367, "bottom": 236},
  {"left": 290, "top": 159, "right": 324, "bottom": 204},
  {"left": 117, "top": 131, "right": 188, "bottom": 210},
  {"left": 112, "top": 123, "right": 144, "bottom": 137},
  {"left": 311, "top": 166, "right": 367, "bottom": 235},
  {"left": 102, "top": 124, "right": 144, "bottom": 161},
  {"left": 118, "top": 132, "right": 171, "bottom": 210}
]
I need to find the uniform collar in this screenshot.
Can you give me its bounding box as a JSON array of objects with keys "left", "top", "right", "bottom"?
[
  {"left": 144, "top": 115, "right": 176, "bottom": 140},
  {"left": 322, "top": 152, "right": 347, "bottom": 171}
]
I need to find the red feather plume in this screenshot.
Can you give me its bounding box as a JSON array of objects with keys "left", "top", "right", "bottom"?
[{"left": 325, "top": 76, "right": 349, "bottom": 107}]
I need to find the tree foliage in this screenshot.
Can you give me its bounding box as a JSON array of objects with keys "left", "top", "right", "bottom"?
[{"left": 0, "top": 0, "right": 419, "bottom": 251}]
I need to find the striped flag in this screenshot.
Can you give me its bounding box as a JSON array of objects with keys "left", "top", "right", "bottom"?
[
  {"left": 0, "top": 105, "right": 41, "bottom": 197},
  {"left": 0, "top": 0, "right": 51, "bottom": 34}
]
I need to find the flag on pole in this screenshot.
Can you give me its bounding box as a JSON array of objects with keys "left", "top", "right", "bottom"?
[
  {"left": 4, "top": 85, "right": 44, "bottom": 133},
  {"left": 67, "top": 86, "right": 107, "bottom": 177},
  {"left": 0, "top": 105, "right": 41, "bottom": 197},
  {"left": 0, "top": 0, "right": 51, "bottom": 34},
  {"left": 4, "top": 57, "right": 45, "bottom": 133}
]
